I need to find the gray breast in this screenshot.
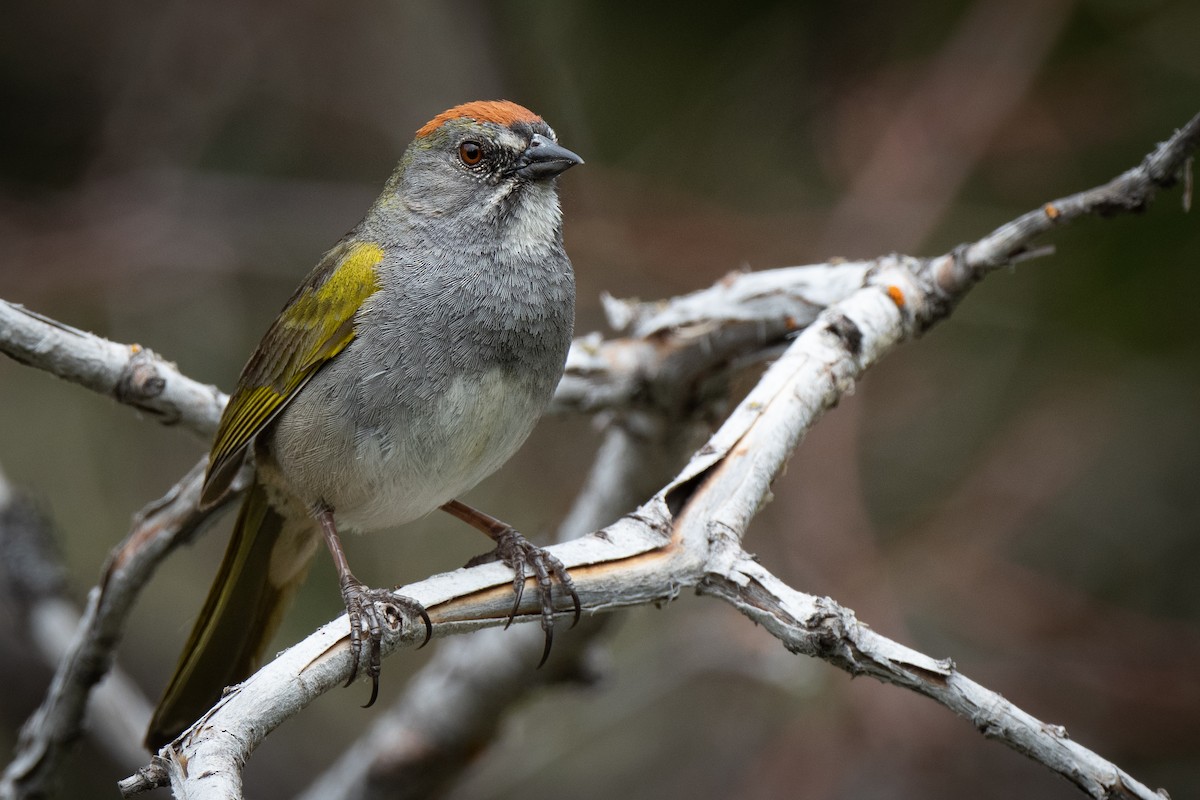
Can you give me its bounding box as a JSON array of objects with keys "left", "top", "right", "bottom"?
[{"left": 262, "top": 236, "right": 575, "bottom": 532}]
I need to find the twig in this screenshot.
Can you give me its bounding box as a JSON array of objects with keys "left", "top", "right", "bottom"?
[
  {"left": 699, "top": 554, "right": 1165, "bottom": 800},
  {"left": 0, "top": 301, "right": 226, "bottom": 440},
  {"left": 1, "top": 459, "right": 236, "bottom": 800},
  {"left": 0, "top": 465, "right": 156, "bottom": 778},
  {"left": 959, "top": 113, "right": 1200, "bottom": 274}
]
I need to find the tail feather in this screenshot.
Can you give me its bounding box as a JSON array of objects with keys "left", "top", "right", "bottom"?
[{"left": 145, "top": 481, "right": 318, "bottom": 750}]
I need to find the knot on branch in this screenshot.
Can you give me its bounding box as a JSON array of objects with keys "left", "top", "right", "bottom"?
[
  {"left": 114, "top": 347, "right": 177, "bottom": 423},
  {"left": 1090, "top": 175, "right": 1154, "bottom": 218},
  {"left": 912, "top": 247, "right": 976, "bottom": 332},
  {"left": 783, "top": 597, "right": 865, "bottom": 671},
  {"left": 822, "top": 313, "right": 862, "bottom": 357}
]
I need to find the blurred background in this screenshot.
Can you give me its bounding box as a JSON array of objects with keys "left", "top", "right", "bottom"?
[{"left": 1, "top": 0, "right": 1198, "bottom": 797}]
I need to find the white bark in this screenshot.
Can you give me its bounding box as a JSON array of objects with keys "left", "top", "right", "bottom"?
[{"left": 0, "top": 303, "right": 225, "bottom": 439}]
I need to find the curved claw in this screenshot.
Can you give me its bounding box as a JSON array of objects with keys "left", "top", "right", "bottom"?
[
  {"left": 416, "top": 608, "right": 433, "bottom": 648},
  {"left": 473, "top": 526, "right": 580, "bottom": 665},
  {"left": 361, "top": 669, "right": 380, "bottom": 709},
  {"left": 340, "top": 579, "right": 429, "bottom": 703},
  {"left": 361, "top": 636, "right": 381, "bottom": 708},
  {"left": 537, "top": 625, "right": 554, "bottom": 669}
]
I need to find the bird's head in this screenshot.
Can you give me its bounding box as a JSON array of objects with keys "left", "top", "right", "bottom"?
[{"left": 390, "top": 100, "right": 583, "bottom": 223}]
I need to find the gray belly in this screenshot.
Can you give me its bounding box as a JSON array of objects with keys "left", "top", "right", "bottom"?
[{"left": 263, "top": 365, "right": 546, "bottom": 532}]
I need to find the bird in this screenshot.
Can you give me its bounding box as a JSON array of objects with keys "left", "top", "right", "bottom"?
[{"left": 145, "top": 100, "right": 583, "bottom": 750}]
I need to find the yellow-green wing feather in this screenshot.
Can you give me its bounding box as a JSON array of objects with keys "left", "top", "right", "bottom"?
[{"left": 201, "top": 240, "right": 384, "bottom": 506}]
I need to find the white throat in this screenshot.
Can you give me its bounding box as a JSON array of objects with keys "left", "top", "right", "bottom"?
[{"left": 493, "top": 181, "right": 562, "bottom": 261}]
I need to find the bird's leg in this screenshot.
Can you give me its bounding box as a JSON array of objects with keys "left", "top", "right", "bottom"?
[
  {"left": 440, "top": 499, "right": 580, "bottom": 666},
  {"left": 316, "top": 507, "right": 431, "bottom": 707}
]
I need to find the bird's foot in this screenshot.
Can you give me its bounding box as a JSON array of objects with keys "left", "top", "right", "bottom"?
[
  {"left": 339, "top": 576, "right": 431, "bottom": 707},
  {"left": 466, "top": 527, "right": 581, "bottom": 667}
]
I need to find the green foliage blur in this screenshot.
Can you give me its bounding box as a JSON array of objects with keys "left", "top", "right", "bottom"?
[{"left": 1, "top": 1, "right": 1197, "bottom": 797}]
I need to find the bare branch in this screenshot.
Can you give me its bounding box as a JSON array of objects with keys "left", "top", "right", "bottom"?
[
  {"left": 1, "top": 459, "right": 237, "bottom": 800},
  {"left": 958, "top": 112, "right": 1200, "bottom": 274},
  {"left": 0, "top": 465, "right": 156, "bottom": 777},
  {"left": 699, "top": 552, "right": 1166, "bottom": 800},
  {"left": 0, "top": 301, "right": 226, "bottom": 440}
]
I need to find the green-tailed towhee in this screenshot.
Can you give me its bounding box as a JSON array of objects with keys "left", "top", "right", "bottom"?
[{"left": 146, "top": 100, "right": 583, "bottom": 749}]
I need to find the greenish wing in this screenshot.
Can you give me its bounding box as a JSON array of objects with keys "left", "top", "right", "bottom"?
[{"left": 200, "top": 239, "right": 385, "bottom": 506}]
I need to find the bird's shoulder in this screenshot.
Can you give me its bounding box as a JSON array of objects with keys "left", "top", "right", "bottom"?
[{"left": 200, "top": 238, "right": 386, "bottom": 505}]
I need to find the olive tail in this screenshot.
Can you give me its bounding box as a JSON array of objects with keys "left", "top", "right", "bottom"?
[{"left": 145, "top": 481, "right": 318, "bottom": 750}]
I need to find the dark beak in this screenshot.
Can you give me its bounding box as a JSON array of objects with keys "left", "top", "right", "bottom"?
[{"left": 514, "top": 133, "right": 584, "bottom": 180}]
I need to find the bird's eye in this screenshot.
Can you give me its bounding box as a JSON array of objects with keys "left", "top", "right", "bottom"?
[{"left": 458, "top": 141, "right": 484, "bottom": 166}]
